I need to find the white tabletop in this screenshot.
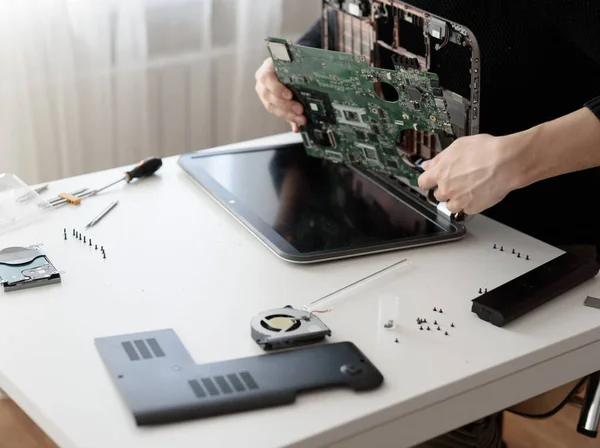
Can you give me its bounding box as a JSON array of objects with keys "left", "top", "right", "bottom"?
[{"left": 1, "top": 132, "right": 600, "bottom": 448}]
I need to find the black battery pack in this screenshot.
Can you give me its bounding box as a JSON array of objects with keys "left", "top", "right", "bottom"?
[{"left": 471, "top": 252, "right": 600, "bottom": 327}]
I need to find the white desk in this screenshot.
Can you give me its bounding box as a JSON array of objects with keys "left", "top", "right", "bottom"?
[{"left": 1, "top": 132, "right": 599, "bottom": 448}]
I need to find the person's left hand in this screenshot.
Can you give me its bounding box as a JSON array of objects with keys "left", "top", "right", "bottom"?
[{"left": 417, "top": 133, "right": 525, "bottom": 215}]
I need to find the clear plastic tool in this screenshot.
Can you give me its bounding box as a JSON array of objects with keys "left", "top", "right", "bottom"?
[{"left": 0, "top": 173, "right": 52, "bottom": 236}]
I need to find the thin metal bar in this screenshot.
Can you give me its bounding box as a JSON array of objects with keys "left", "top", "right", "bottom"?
[
  {"left": 51, "top": 189, "right": 95, "bottom": 208},
  {"left": 308, "top": 258, "right": 409, "bottom": 309},
  {"left": 84, "top": 200, "right": 119, "bottom": 229},
  {"left": 48, "top": 188, "right": 89, "bottom": 205},
  {"left": 50, "top": 175, "right": 127, "bottom": 208},
  {"left": 94, "top": 176, "right": 126, "bottom": 195}
]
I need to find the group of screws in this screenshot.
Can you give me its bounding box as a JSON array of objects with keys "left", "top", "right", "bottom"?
[
  {"left": 415, "top": 315, "right": 454, "bottom": 336},
  {"left": 478, "top": 288, "right": 488, "bottom": 294},
  {"left": 493, "top": 244, "right": 529, "bottom": 260},
  {"left": 64, "top": 228, "right": 106, "bottom": 259}
]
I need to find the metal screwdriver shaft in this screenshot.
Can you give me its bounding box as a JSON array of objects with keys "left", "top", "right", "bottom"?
[
  {"left": 85, "top": 200, "right": 119, "bottom": 229},
  {"left": 50, "top": 157, "right": 162, "bottom": 207}
]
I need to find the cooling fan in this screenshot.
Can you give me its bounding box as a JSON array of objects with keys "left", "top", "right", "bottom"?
[{"left": 250, "top": 305, "right": 332, "bottom": 351}]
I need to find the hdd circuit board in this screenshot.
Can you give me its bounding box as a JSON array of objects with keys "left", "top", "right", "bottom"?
[{"left": 266, "top": 37, "right": 456, "bottom": 187}]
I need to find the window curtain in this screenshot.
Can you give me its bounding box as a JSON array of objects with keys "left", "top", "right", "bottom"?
[{"left": 0, "top": 0, "right": 320, "bottom": 185}]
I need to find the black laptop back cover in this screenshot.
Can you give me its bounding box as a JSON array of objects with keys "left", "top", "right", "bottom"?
[{"left": 95, "top": 329, "right": 384, "bottom": 425}]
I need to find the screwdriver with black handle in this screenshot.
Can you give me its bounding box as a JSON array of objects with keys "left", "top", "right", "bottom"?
[{"left": 49, "top": 157, "right": 163, "bottom": 207}]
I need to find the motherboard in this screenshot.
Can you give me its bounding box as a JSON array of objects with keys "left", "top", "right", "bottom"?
[{"left": 266, "top": 37, "right": 456, "bottom": 188}]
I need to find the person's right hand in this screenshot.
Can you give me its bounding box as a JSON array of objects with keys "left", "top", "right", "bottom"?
[{"left": 255, "top": 57, "right": 306, "bottom": 132}]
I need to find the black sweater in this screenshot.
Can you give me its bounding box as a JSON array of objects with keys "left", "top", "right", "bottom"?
[{"left": 296, "top": 2, "right": 600, "bottom": 251}]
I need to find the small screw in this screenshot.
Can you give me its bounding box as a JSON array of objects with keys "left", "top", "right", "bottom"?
[
  {"left": 451, "top": 323, "right": 455, "bottom": 328},
  {"left": 512, "top": 248, "right": 515, "bottom": 254},
  {"left": 478, "top": 288, "right": 482, "bottom": 294},
  {"left": 517, "top": 252, "right": 521, "bottom": 258},
  {"left": 89, "top": 240, "right": 92, "bottom": 246},
  {"left": 79, "top": 234, "right": 82, "bottom": 241},
  {"left": 526, "top": 255, "right": 529, "bottom": 260},
  {"left": 423, "top": 318, "right": 427, "bottom": 323},
  {"left": 445, "top": 331, "right": 449, "bottom": 336},
  {"left": 103, "top": 252, "right": 106, "bottom": 259},
  {"left": 420, "top": 326, "right": 423, "bottom": 330},
  {"left": 484, "top": 288, "right": 488, "bottom": 293},
  {"left": 95, "top": 245, "right": 98, "bottom": 250},
  {"left": 83, "top": 236, "right": 86, "bottom": 243},
  {"left": 493, "top": 244, "right": 496, "bottom": 249},
  {"left": 433, "top": 307, "right": 437, "bottom": 312},
  {"left": 395, "top": 338, "right": 399, "bottom": 343},
  {"left": 427, "top": 326, "right": 431, "bottom": 331},
  {"left": 101, "top": 246, "right": 104, "bottom": 251},
  {"left": 439, "top": 309, "right": 443, "bottom": 313},
  {"left": 437, "top": 326, "right": 441, "bottom": 331},
  {"left": 72, "top": 229, "right": 75, "bottom": 236},
  {"left": 434, "top": 320, "right": 438, "bottom": 325},
  {"left": 500, "top": 246, "right": 504, "bottom": 251},
  {"left": 64, "top": 234, "right": 67, "bottom": 240}
]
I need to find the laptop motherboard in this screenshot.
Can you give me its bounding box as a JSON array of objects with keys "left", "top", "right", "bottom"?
[{"left": 266, "top": 37, "right": 456, "bottom": 188}]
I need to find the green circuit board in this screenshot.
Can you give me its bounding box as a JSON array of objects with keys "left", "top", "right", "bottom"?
[{"left": 266, "top": 37, "right": 456, "bottom": 187}]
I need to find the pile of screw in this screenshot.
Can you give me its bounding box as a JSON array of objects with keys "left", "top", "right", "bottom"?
[
  {"left": 64, "top": 228, "right": 106, "bottom": 259},
  {"left": 415, "top": 310, "right": 455, "bottom": 336}
]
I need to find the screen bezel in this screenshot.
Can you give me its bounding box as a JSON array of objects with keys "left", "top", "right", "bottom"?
[{"left": 177, "top": 141, "right": 466, "bottom": 263}]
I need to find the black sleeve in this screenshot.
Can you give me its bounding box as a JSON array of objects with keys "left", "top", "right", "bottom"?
[
  {"left": 549, "top": 2, "right": 600, "bottom": 108},
  {"left": 585, "top": 96, "right": 600, "bottom": 121},
  {"left": 552, "top": 2, "right": 600, "bottom": 66}
]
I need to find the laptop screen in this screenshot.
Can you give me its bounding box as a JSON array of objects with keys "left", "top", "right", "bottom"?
[{"left": 188, "top": 143, "right": 446, "bottom": 255}]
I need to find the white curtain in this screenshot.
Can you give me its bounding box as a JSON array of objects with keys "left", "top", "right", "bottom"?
[{"left": 0, "top": 0, "right": 321, "bottom": 185}]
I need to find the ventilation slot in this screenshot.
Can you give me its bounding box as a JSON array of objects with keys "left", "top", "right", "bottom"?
[
  {"left": 121, "top": 338, "right": 166, "bottom": 361},
  {"left": 240, "top": 371, "right": 259, "bottom": 390},
  {"left": 189, "top": 372, "right": 259, "bottom": 399},
  {"left": 227, "top": 373, "right": 245, "bottom": 392},
  {"left": 146, "top": 338, "right": 165, "bottom": 357},
  {"left": 189, "top": 380, "right": 206, "bottom": 398},
  {"left": 201, "top": 378, "right": 220, "bottom": 396},
  {"left": 214, "top": 375, "right": 233, "bottom": 394}
]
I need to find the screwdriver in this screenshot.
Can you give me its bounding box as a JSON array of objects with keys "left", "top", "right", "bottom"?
[{"left": 50, "top": 157, "right": 162, "bottom": 207}]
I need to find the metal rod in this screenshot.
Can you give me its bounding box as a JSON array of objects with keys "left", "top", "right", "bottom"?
[
  {"left": 48, "top": 188, "right": 89, "bottom": 206},
  {"left": 84, "top": 200, "right": 119, "bottom": 229},
  {"left": 50, "top": 175, "right": 127, "bottom": 207},
  {"left": 94, "top": 176, "right": 127, "bottom": 195},
  {"left": 307, "top": 258, "right": 409, "bottom": 309},
  {"left": 50, "top": 189, "right": 95, "bottom": 207}
]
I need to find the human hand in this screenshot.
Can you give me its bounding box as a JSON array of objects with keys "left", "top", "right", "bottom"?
[
  {"left": 255, "top": 57, "right": 306, "bottom": 132},
  {"left": 417, "top": 133, "right": 525, "bottom": 214}
]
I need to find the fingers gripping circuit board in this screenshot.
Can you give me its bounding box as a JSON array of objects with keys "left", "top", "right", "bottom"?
[{"left": 266, "top": 38, "right": 456, "bottom": 188}]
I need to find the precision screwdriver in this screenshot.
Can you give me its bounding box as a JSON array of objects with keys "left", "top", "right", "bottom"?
[{"left": 50, "top": 157, "right": 162, "bottom": 207}]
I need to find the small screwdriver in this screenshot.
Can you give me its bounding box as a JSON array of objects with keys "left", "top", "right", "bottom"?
[
  {"left": 50, "top": 157, "right": 162, "bottom": 206},
  {"left": 92, "top": 157, "right": 163, "bottom": 195}
]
